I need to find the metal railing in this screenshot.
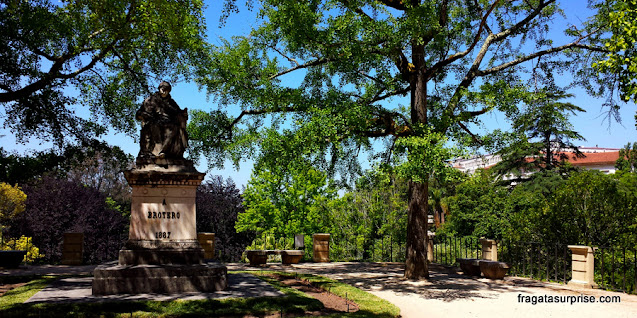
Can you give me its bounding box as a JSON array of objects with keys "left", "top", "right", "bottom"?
[
  {"left": 329, "top": 234, "right": 407, "bottom": 262},
  {"left": 595, "top": 246, "right": 637, "bottom": 294},
  {"left": 432, "top": 235, "right": 482, "bottom": 266},
  {"left": 499, "top": 241, "right": 571, "bottom": 284}
]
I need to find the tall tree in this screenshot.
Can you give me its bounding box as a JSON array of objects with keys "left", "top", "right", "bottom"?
[
  {"left": 615, "top": 142, "right": 637, "bottom": 172},
  {"left": 0, "top": 0, "right": 209, "bottom": 145},
  {"left": 194, "top": 0, "right": 608, "bottom": 278},
  {"left": 237, "top": 161, "right": 335, "bottom": 241},
  {"left": 494, "top": 88, "right": 586, "bottom": 178}
]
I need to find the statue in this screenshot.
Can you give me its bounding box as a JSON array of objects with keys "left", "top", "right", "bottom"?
[{"left": 136, "top": 82, "right": 188, "bottom": 160}]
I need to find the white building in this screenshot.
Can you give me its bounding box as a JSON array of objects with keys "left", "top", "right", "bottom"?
[{"left": 451, "top": 147, "right": 621, "bottom": 175}]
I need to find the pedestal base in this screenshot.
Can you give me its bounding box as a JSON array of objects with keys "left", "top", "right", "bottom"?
[
  {"left": 567, "top": 280, "right": 598, "bottom": 289},
  {"left": 119, "top": 240, "right": 205, "bottom": 265},
  {"left": 92, "top": 262, "right": 227, "bottom": 295}
]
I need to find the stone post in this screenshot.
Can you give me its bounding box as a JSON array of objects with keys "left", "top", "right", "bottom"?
[
  {"left": 567, "top": 245, "right": 598, "bottom": 289},
  {"left": 313, "top": 233, "right": 330, "bottom": 262},
  {"left": 480, "top": 238, "right": 498, "bottom": 261},
  {"left": 197, "top": 233, "right": 215, "bottom": 260},
  {"left": 61, "top": 233, "right": 84, "bottom": 265},
  {"left": 427, "top": 232, "right": 435, "bottom": 262},
  {"left": 294, "top": 234, "right": 305, "bottom": 249}
]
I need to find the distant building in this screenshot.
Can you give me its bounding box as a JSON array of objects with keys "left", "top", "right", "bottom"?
[{"left": 451, "top": 147, "right": 621, "bottom": 176}]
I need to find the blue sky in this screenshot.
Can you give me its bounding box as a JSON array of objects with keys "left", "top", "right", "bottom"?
[{"left": 1, "top": 0, "right": 635, "bottom": 188}]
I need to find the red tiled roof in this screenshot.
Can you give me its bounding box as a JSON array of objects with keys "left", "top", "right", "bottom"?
[
  {"left": 565, "top": 151, "right": 619, "bottom": 166},
  {"left": 523, "top": 151, "right": 620, "bottom": 166}
]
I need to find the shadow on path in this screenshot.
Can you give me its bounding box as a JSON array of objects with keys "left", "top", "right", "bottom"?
[
  {"left": 228, "top": 262, "right": 555, "bottom": 302},
  {"left": 25, "top": 273, "right": 283, "bottom": 304}
]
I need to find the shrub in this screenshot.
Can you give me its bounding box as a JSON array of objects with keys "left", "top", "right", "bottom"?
[
  {"left": 10, "top": 177, "right": 126, "bottom": 264},
  {"left": 196, "top": 176, "right": 254, "bottom": 262}
]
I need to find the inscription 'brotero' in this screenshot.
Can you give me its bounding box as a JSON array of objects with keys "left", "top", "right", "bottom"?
[{"left": 148, "top": 211, "right": 181, "bottom": 219}]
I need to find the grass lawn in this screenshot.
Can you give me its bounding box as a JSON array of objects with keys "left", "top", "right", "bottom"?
[{"left": 0, "top": 271, "right": 400, "bottom": 318}]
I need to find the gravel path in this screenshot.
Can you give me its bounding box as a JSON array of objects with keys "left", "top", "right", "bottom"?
[{"left": 228, "top": 262, "right": 637, "bottom": 318}]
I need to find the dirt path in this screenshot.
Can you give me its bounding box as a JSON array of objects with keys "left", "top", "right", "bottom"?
[{"left": 229, "top": 262, "right": 637, "bottom": 318}]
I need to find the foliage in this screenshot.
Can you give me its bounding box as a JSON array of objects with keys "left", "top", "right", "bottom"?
[
  {"left": 0, "top": 148, "right": 67, "bottom": 186},
  {"left": 63, "top": 143, "right": 134, "bottom": 207},
  {"left": 196, "top": 176, "right": 254, "bottom": 262},
  {"left": 203, "top": 0, "right": 609, "bottom": 278},
  {"left": 0, "top": 0, "right": 210, "bottom": 146},
  {"left": 0, "top": 236, "right": 43, "bottom": 262},
  {"left": 329, "top": 167, "right": 408, "bottom": 261},
  {"left": 237, "top": 163, "right": 335, "bottom": 241},
  {"left": 616, "top": 142, "right": 637, "bottom": 172},
  {"left": 593, "top": 0, "right": 637, "bottom": 106},
  {"left": 0, "top": 141, "right": 132, "bottom": 187},
  {"left": 494, "top": 88, "right": 586, "bottom": 178},
  {"left": 546, "top": 170, "right": 636, "bottom": 246},
  {"left": 9, "top": 177, "right": 126, "bottom": 264},
  {"left": 394, "top": 128, "right": 461, "bottom": 184},
  {"left": 0, "top": 182, "right": 26, "bottom": 226},
  {"left": 445, "top": 169, "right": 637, "bottom": 248},
  {"left": 443, "top": 169, "right": 511, "bottom": 240}
]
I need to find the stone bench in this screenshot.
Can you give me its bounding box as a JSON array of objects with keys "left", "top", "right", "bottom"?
[
  {"left": 479, "top": 260, "right": 510, "bottom": 279},
  {"left": 246, "top": 250, "right": 304, "bottom": 266},
  {"left": 457, "top": 258, "right": 482, "bottom": 276},
  {"left": 456, "top": 258, "right": 511, "bottom": 279}
]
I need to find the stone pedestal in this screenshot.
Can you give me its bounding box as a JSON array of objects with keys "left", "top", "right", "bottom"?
[
  {"left": 313, "top": 233, "right": 330, "bottom": 263},
  {"left": 480, "top": 238, "right": 498, "bottom": 261},
  {"left": 198, "top": 233, "right": 215, "bottom": 260},
  {"left": 93, "top": 263, "right": 227, "bottom": 294},
  {"left": 567, "top": 245, "right": 598, "bottom": 289},
  {"left": 61, "top": 233, "right": 84, "bottom": 265},
  {"left": 93, "top": 159, "right": 227, "bottom": 295}
]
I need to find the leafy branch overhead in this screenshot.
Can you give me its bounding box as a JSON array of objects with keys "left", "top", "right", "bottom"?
[
  {"left": 199, "top": 0, "right": 611, "bottom": 279},
  {"left": 0, "top": 0, "right": 210, "bottom": 146},
  {"left": 195, "top": 0, "right": 610, "bottom": 172}
]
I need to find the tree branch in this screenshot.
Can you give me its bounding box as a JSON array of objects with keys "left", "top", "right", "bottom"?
[
  {"left": 268, "top": 58, "right": 331, "bottom": 80},
  {"left": 457, "top": 121, "right": 482, "bottom": 145},
  {"left": 270, "top": 45, "right": 299, "bottom": 67},
  {"left": 426, "top": 0, "right": 501, "bottom": 79},
  {"left": 377, "top": 0, "right": 407, "bottom": 11},
  {"left": 370, "top": 87, "right": 410, "bottom": 103},
  {"left": 439, "top": 0, "right": 557, "bottom": 131},
  {"left": 477, "top": 41, "right": 606, "bottom": 76}
]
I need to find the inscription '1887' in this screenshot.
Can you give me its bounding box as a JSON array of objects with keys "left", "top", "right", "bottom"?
[{"left": 148, "top": 211, "right": 181, "bottom": 219}]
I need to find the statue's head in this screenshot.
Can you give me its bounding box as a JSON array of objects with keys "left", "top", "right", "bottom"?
[{"left": 158, "top": 81, "right": 172, "bottom": 98}]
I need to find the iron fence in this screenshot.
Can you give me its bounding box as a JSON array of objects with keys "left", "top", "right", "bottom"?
[
  {"left": 499, "top": 241, "right": 572, "bottom": 284},
  {"left": 431, "top": 235, "right": 482, "bottom": 266},
  {"left": 327, "top": 234, "right": 407, "bottom": 262},
  {"left": 595, "top": 246, "right": 637, "bottom": 294}
]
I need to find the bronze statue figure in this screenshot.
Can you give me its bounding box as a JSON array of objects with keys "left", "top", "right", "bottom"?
[{"left": 136, "top": 81, "right": 188, "bottom": 159}]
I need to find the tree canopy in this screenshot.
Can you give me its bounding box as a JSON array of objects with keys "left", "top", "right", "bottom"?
[
  {"left": 195, "top": 0, "right": 611, "bottom": 278},
  {"left": 0, "top": 0, "right": 209, "bottom": 146},
  {"left": 494, "top": 88, "right": 586, "bottom": 178}
]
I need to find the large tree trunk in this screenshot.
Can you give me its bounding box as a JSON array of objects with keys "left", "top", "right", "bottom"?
[
  {"left": 404, "top": 43, "right": 430, "bottom": 279},
  {"left": 405, "top": 181, "right": 429, "bottom": 279}
]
